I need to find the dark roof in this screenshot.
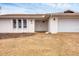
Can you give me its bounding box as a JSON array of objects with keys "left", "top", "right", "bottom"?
[{"left": 64, "top": 10, "right": 74, "bottom": 13}]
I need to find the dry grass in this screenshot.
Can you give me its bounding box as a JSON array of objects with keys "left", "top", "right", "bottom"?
[{"left": 0, "top": 33, "right": 79, "bottom": 56}]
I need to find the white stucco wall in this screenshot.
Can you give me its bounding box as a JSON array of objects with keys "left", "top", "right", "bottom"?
[
  {"left": 0, "top": 19, "right": 12, "bottom": 33},
  {"left": 28, "top": 19, "right": 35, "bottom": 33},
  {"left": 0, "top": 19, "right": 35, "bottom": 33},
  {"left": 48, "top": 17, "right": 58, "bottom": 33},
  {"left": 2, "top": 17, "right": 79, "bottom": 33},
  {"left": 35, "top": 20, "right": 48, "bottom": 32},
  {"left": 58, "top": 18, "right": 79, "bottom": 32}
]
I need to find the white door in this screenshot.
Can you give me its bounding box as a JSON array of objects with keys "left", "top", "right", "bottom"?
[{"left": 58, "top": 18, "right": 79, "bottom": 32}]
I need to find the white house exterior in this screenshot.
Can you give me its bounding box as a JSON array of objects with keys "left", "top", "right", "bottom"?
[{"left": 0, "top": 10, "right": 79, "bottom": 34}]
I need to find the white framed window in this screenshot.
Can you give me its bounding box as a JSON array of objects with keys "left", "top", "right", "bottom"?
[
  {"left": 18, "top": 19, "right": 22, "bottom": 28},
  {"left": 23, "top": 19, "right": 27, "bottom": 28},
  {"left": 13, "top": 19, "right": 27, "bottom": 29},
  {"left": 13, "top": 19, "right": 16, "bottom": 28}
]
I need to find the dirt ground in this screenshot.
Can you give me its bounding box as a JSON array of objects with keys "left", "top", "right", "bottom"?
[{"left": 0, "top": 33, "right": 79, "bottom": 56}]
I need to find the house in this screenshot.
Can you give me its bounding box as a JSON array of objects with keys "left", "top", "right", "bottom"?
[{"left": 0, "top": 10, "right": 79, "bottom": 34}]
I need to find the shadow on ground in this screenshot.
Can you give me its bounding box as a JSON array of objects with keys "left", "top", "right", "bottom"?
[{"left": 0, "top": 33, "right": 35, "bottom": 39}]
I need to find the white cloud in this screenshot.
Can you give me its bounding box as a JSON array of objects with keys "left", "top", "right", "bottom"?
[
  {"left": 0, "top": 5, "right": 28, "bottom": 14},
  {"left": 47, "top": 3, "right": 72, "bottom": 11},
  {"left": 0, "top": 3, "right": 78, "bottom": 14}
]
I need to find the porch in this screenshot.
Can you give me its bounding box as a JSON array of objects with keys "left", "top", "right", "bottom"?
[{"left": 35, "top": 20, "right": 48, "bottom": 32}]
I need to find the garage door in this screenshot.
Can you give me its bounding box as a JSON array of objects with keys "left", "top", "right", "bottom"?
[{"left": 58, "top": 18, "right": 79, "bottom": 32}]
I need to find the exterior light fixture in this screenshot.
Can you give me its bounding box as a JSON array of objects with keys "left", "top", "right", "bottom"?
[
  {"left": 42, "top": 21, "right": 45, "bottom": 23},
  {"left": 53, "top": 18, "right": 55, "bottom": 21},
  {"left": 30, "top": 20, "right": 32, "bottom": 24}
]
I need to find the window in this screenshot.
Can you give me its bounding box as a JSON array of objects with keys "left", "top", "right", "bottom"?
[
  {"left": 23, "top": 19, "right": 27, "bottom": 28},
  {"left": 13, "top": 19, "right": 27, "bottom": 29},
  {"left": 18, "top": 19, "right": 21, "bottom": 28},
  {"left": 13, "top": 19, "right": 16, "bottom": 28}
]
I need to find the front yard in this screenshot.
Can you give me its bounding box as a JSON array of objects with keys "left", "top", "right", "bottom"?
[{"left": 0, "top": 33, "right": 79, "bottom": 56}]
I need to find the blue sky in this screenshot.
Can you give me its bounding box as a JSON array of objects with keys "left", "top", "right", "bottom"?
[{"left": 0, "top": 3, "right": 79, "bottom": 14}]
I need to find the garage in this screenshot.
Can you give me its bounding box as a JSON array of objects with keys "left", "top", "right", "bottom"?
[{"left": 58, "top": 18, "right": 79, "bottom": 32}]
